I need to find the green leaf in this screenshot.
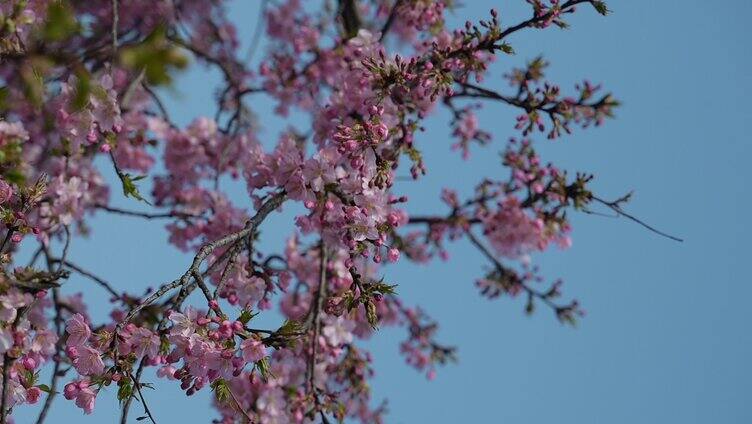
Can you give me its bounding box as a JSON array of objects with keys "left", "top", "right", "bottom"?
[
  {"left": 21, "top": 61, "right": 48, "bottom": 108},
  {"left": 238, "top": 309, "right": 257, "bottom": 325},
  {"left": 117, "top": 380, "right": 133, "bottom": 404},
  {"left": 498, "top": 42, "right": 515, "bottom": 55},
  {"left": 370, "top": 279, "right": 397, "bottom": 296},
  {"left": 0, "top": 86, "right": 9, "bottom": 112},
  {"left": 42, "top": 2, "right": 80, "bottom": 41},
  {"left": 365, "top": 300, "right": 378, "bottom": 329},
  {"left": 120, "top": 173, "right": 150, "bottom": 204},
  {"left": 120, "top": 25, "right": 189, "bottom": 86},
  {"left": 71, "top": 69, "right": 91, "bottom": 111},
  {"left": 37, "top": 384, "right": 53, "bottom": 393},
  {"left": 592, "top": 1, "right": 610, "bottom": 16},
  {"left": 256, "top": 356, "right": 274, "bottom": 382},
  {"left": 276, "top": 319, "right": 303, "bottom": 336},
  {"left": 211, "top": 379, "right": 232, "bottom": 405}
]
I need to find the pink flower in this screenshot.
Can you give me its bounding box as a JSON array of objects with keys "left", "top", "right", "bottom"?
[
  {"left": 25, "top": 387, "right": 41, "bottom": 404},
  {"left": 168, "top": 308, "right": 197, "bottom": 338},
  {"left": 74, "top": 384, "right": 97, "bottom": 414},
  {"left": 0, "top": 328, "right": 13, "bottom": 354},
  {"left": 481, "top": 197, "right": 545, "bottom": 259},
  {"left": 31, "top": 329, "right": 58, "bottom": 356},
  {"left": 129, "top": 327, "right": 161, "bottom": 360},
  {"left": 322, "top": 316, "right": 355, "bottom": 346},
  {"left": 241, "top": 338, "right": 266, "bottom": 363},
  {"left": 73, "top": 345, "right": 105, "bottom": 376},
  {"left": 0, "top": 120, "right": 29, "bottom": 144},
  {"left": 65, "top": 313, "right": 91, "bottom": 347},
  {"left": 0, "top": 178, "right": 12, "bottom": 204}
]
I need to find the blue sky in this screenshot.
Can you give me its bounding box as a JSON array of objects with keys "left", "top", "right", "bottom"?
[{"left": 14, "top": 1, "right": 752, "bottom": 423}]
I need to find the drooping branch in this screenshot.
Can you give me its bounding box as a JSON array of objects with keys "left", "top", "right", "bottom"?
[
  {"left": 95, "top": 204, "right": 202, "bottom": 221},
  {"left": 464, "top": 229, "right": 578, "bottom": 321}
]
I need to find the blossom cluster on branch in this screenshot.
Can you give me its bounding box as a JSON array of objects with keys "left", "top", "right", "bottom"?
[{"left": 0, "top": 0, "right": 669, "bottom": 423}]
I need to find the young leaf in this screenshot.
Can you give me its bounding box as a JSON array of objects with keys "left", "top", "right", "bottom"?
[
  {"left": 42, "top": 2, "right": 80, "bottom": 41},
  {"left": 211, "top": 379, "right": 232, "bottom": 405},
  {"left": 592, "top": 1, "right": 609, "bottom": 16},
  {"left": 256, "top": 356, "right": 275, "bottom": 381},
  {"left": 238, "top": 308, "right": 257, "bottom": 325},
  {"left": 36, "top": 384, "right": 54, "bottom": 394},
  {"left": 117, "top": 380, "right": 133, "bottom": 404},
  {"left": 276, "top": 319, "right": 303, "bottom": 336},
  {"left": 120, "top": 173, "right": 150, "bottom": 204}
]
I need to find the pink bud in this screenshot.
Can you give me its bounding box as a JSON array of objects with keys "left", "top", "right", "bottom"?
[{"left": 22, "top": 356, "right": 37, "bottom": 370}]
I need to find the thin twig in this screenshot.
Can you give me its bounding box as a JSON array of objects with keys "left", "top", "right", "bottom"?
[
  {"left": 56, "top": 225, "right": 71, "bottom": 273},
  {"left": 227, "top": 386, "right": 255, "bottom": 423},
  {"left": 127, "top": 368, "right": 157, "bottom": 424},
  {"left": 51, "top": 259, "right": 121, "bottom": 299},
  {"left": 96, "top": 204, "right": 201, "bottom": 220},
  {"left": 591, "top": 195, "right": 683, "bottom": 242},
  {"left": 244, "top": 0, "right": 268, "bottom": 64},
  {"left": 379, "top": 0, "right": 403, "bottom": 42}
]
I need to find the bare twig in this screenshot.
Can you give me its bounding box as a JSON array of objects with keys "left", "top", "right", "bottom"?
[
  {"left": 591, "top": 195, "right": 683, "bottom": 242},
  {"left": 96, "top": 204, "right": 201, "bottom": 220},
  {"left": 56, "top": 225, "right": 71, "bottom": 273},
  {"left": 51, "top": 259, "right": 121, "bottom": 299},
  {"left": 379, "top": 0, "right": 403, "bottom": 42},
  {"left": 244, "top": 0, "right": 268, "bottom": 64},
  {"left": 128, "top": 368, "right": 157, "bottom": 424}
]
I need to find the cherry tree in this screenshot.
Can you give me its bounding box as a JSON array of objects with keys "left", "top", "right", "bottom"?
[{"left": 0, "top": 0, "right": 677, "bottom": 423}]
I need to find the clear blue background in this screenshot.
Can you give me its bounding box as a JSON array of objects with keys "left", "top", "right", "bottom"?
[{"left": 14, "top": 1, "right": 752, "bottom": 422}]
